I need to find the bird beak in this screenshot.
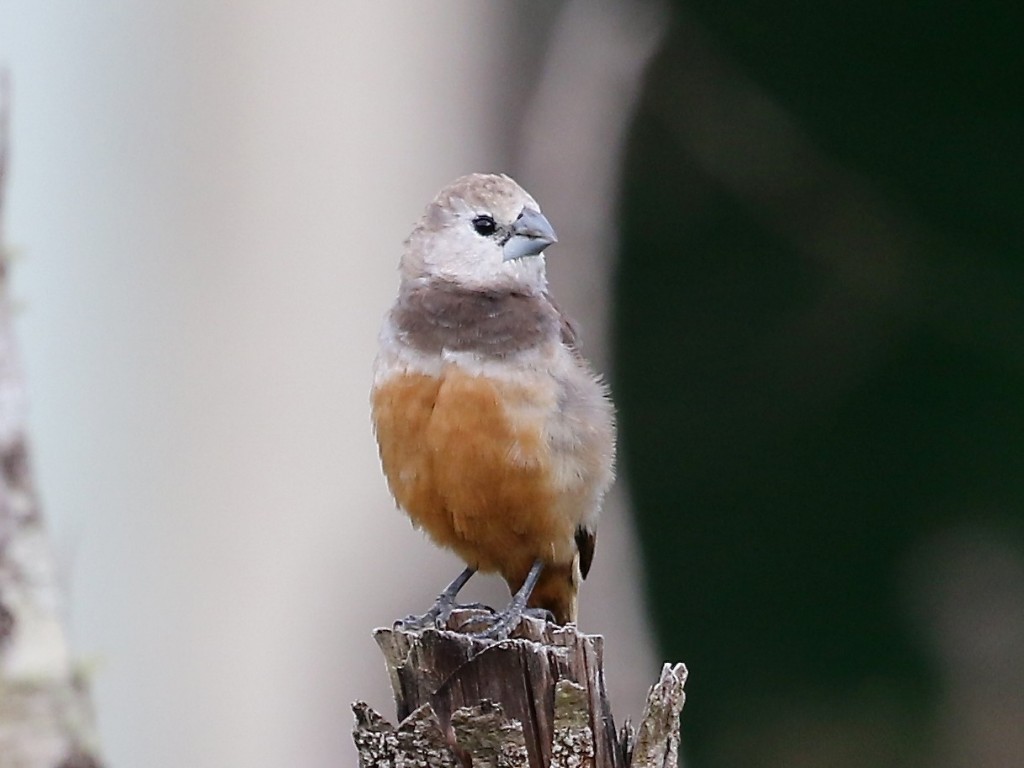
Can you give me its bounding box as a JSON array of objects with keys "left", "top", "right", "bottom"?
[{"left": 502, "top": 207, "right": 558, "bottom": 261}]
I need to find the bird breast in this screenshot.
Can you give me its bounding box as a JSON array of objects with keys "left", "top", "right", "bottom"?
[{"left": 371, "top": 323, "right": 614, "bottom": 572}]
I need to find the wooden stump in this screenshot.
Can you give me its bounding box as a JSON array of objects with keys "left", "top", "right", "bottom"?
[{"left": 353, "top": 608, "right": 686, "bottom": 768}]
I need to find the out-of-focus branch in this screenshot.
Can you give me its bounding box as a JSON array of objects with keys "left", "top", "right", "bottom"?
[{"left": 0, "top": 73, "right": 103, "bottom": 768}]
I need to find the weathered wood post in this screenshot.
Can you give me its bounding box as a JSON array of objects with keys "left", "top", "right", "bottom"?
[{"left": 353, "top": 608, "right": 686, "bottom": 768}]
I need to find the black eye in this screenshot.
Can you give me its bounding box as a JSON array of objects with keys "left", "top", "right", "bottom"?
[{"left": 472, "top": 215, "right": 497, "bottom": 236}]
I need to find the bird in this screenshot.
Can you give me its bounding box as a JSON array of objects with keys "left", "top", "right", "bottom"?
[{"left": 371, "top": 173, "right": 615, "bottom": 636}]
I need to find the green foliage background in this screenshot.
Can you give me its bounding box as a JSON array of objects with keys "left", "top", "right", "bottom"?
[{"left": 614, "top": 4, "right": 1023, "bottom": 765}]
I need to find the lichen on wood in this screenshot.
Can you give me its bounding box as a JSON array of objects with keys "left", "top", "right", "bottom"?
[{"left": 353, "top": 608, "right": 686, "bottom": 768}]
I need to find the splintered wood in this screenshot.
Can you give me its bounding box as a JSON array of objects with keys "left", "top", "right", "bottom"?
[{"left": 353, "top": 609, "right": 686, "bottom": 768}]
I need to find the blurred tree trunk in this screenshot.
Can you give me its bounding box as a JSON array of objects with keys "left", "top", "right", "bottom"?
[{"left": 0, "top": 77, "right": 103, "bottom": 768}]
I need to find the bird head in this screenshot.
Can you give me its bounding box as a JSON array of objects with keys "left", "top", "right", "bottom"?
[{"left": 401, "top": 173, "right": 557, "bottom": 292}]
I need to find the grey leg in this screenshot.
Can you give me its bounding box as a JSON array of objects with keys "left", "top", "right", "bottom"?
[
  {"left": 474, "top": 560, "right": 544, "bottom": 640},
  {"left": 397, "top": 566, "right": 478, "bottom": 630}
]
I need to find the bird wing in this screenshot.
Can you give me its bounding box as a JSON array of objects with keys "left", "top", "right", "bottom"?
[
  {"left": 544, "top": 291, "right": 581, "bottom": 351},
  {"left": 575, "top": 526, "right": 597, "bottom": 580}
]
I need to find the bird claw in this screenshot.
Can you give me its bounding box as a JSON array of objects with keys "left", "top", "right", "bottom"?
[
  {"left": 396, "top": 601, "right": 492, "bottom": 632},
  {"left": 396, "top": 562, "right": 552, "bottom": 640},
  {"left": 469, "top": 610, "right": 523, "bottom": 641},
  {"left": 395, "top": 611, "right": 440, "bottom": 632},
  {"left": 466, "top": 605, "right": 557, "bottom": 640},
  {"left": 523, "top": 606, "right": 556, "bottom": 624},
  {"left": 395, "top": 567, "right": 480, "bottom": 631},
  {"left": 467, "top": 560, "right": 548, "bottom": 640},
  {"left": 395, "top": 599, "right": 453, "bottom": 631}
]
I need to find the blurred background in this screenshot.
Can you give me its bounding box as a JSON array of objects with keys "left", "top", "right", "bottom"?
[{"left": 0, "top": 2, "right": 1021, "bottom": 767}]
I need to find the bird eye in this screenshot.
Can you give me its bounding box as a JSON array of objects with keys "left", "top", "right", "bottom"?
[{"left": 472, "top": 215, "right": 497, "bottom": 236}]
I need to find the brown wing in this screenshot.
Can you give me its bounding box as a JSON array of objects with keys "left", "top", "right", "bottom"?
[{"left": 575, "top": 526, "right": 596, "bottom": 580}]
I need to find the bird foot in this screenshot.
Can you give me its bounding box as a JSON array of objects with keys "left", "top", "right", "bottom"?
[
  {"left": 395, "top": 567, "right": 480, "bottom": 631},
  {"left": 396, "top": 599, "right": 488, "bottom": 631},
  {"left": 465, "top": 605, "right": 557, "bottom": 640},
  {"left": 467, "top": 560, "right": 548, "bottom": 640},
  {"left": 469, "top": 609, "right": 523, "bottom": 641},
  {"left": 523, "top": 606, "right": 557, "bottom": 624},
  {"left": 395, "top": 562, "right": 555, "bottom": 640}
]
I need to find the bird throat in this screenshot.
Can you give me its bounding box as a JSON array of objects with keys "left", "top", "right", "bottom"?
[{"left": 393, "top": 279, "right": 562, "bottom": 357}]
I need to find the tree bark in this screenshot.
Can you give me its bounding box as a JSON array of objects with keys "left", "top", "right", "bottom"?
[
  {"left": 0, "top": 75, "right": 104, "bottom": 768},
  {"left": 353, "top": 608, "right": 686, "bottom": 768}
]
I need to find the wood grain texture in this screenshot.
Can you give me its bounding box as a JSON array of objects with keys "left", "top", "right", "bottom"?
[{"left": 354, "top": 609, "right": 686, "bottom": 768}]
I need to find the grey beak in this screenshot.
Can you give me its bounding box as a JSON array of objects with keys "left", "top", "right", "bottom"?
[{"left": 502, "top": 207, "right": 558, "bottom": 261}]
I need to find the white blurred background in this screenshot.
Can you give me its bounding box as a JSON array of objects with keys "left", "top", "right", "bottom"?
[{"left": 0, "top": 2, "right": 659, "bottom": 766}]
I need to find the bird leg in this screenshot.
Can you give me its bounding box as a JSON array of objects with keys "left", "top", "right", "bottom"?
[
  {"left": 397, "top": 566, "right": 479, "bottom": 630},
  {"left": 473, "top": 559, "right": 545, "bottom": 640}
]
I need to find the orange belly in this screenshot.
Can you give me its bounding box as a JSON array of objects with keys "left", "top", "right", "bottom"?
[{"left": 371, "top": 367, "right": 576, "bottom": 591}]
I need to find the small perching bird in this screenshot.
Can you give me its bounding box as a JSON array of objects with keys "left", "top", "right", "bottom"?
[{"left": 371, "top": 173, "right": 615, "bottom": 636}]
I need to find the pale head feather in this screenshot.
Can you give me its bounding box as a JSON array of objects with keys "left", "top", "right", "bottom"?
[{"left": 401, "top": 173, "right": 550, "bottom": 293}]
